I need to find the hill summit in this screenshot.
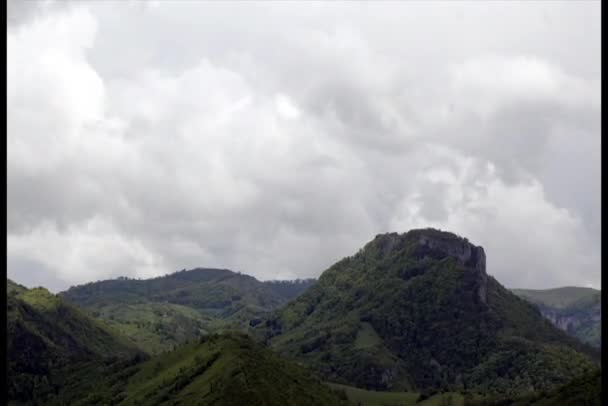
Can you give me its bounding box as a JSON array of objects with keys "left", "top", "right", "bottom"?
[
  {"left": 258, "top": 228, "right": 598, "bottom": 396},
  {"left": 60, "top": 268, "right": 315, "bottom": 353},
  {"left": 372, "top": 229, "right": 488, "bottom": 301}
]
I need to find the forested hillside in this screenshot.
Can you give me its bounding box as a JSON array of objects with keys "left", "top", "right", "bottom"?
[{"left": 259, "top": 229, "right": 599, "bottom": 396}]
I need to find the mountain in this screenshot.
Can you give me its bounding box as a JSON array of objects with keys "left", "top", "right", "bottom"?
[
  {"left": 7, "top": 279, "right": 144, "bottom": 404},
  {"left": 512, "top": 287, "right": 601, "bottom": 348},
  {"left": 9, "top": 277, "right": 340, "bottom": 405},
  {"left": 60, "top": 268, "right": 315, "bottom": 353},
  {"left": 257, "top": 229, "right": 599, "bottom": 397},
  {"left": 59, "top": 332, "right": 349, "bottom": 406}
]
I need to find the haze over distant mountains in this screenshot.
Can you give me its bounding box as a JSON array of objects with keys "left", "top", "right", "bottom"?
[{"left": 512, "top": 287, "right": 601, "bottom": 349}]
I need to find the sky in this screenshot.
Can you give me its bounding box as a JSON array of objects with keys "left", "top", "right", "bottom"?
[{"left": 7, "top": 0, "right": 601, "bottom": 292}]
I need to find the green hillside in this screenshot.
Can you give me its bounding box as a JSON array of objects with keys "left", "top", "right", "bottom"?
[
  {"left": 462, "top": 368, "right": 601, "bottom": 405},
  {"left": 7, "top": 280, "right": 144, "bottom": 404},
  {"left": 90, "top": 302, "right": 224, "bottom": 354},
  {"left": 512, "top": 288, "right": 601, "bottom": 348},
  {"left": 258, "top": 229, "right": 599, "bottom": 396},
  {"left": 64, "top": 332, "right": 349, "bottom": 406},
  {"left": 8, "top": 278, "right": 28, "bottom": 295},
  {"left": 327, "top": 382, "right": 470, "bottom": 406},
  {"left": 60, "top": 269, "right": 315, "bottom": 353},
  {"left": 520, "top": 368, "right": 601, "bottom": 406}
]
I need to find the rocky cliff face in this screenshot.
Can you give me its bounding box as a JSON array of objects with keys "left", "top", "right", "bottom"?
[
  {"left": 415, "top": 230, "right": 487, "bottom": 303},
  {"left": 512, "top": 287, "right": 601, "bottom": 348},
  {"left": 536, "top": 303, "right": 601, "bottom": 348}
]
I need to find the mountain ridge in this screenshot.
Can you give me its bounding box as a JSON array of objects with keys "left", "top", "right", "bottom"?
[{"left": 59, "top": 268, "right": 316, "bottom": 353}]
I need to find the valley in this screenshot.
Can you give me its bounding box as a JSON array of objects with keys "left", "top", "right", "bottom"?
[{"left": 512, "top": 287, "right": 601, "bottom": 349}]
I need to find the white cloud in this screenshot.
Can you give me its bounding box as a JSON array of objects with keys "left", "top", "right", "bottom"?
[
  {"left": 8, "top": 216, "right": 166, "bottom": 285},
  {"left": 6, "top": 1, "right": 600, "bottom": 291},
  {"left": 390, "top": 149, "right": 599, "bottom": 289},
  {"left": 275, "top": 93, "right": 301, "bottom": 120},
  {"left": 448, "top": 55, "right": 599, "bottom": 119},
  {"left": 7, "top": 6, "right": 104, "bottom": 172}
]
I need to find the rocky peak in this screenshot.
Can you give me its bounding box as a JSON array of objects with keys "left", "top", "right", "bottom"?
[
  {"left": 413, "top": 229, "right": 487, "bottom": 303},
  {"left": 373, "top": 228, "right": 488, "bottom": 303},
  {"left": 416, "top": 232, "right": 486, "bottom": 272},
  {"left": 372, "top": 232, "right": 402, "bottom": 257}
]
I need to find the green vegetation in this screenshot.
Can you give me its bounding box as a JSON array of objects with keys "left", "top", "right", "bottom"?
[
  {"left": 60, "top": 269, "right": 315, "bottom": 353},
  {"left": 512, "top": 288, "right": 601, "bottom": 348},
  {"left": 258, "top": 229, "right": 599, "bottom": 396},
  {"left": 461, "top": 368, "right": 601, "bottom": 405},
  {"left": 7, "top": 229, "right": 601, "bottom": 405},
  {"left": 7, "top": 278, "right": 28, "bottom": 295},
  {"left": 327, "top": 383, "right": 419, "bottom": 405},
  {"left": 56, "top": 333, "right": 349, "bottom": 406},
  {"left": 7, "top": 280, "right": 144, "bottom": 404},
  {"left": 327, "top": 382, "right": 469, "bottom": 406},
  {"left": 354, "top": 322, "right": 383, "bottom": 350},
  {"left": 90, "top": 302, "right": 224, "bottom": 354},
  {"left": 521, "top": 368, "right": 601, "bottom": 406}
]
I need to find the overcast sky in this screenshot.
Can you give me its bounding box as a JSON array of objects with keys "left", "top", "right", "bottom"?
[{"left": 7, "top": 1, "right": 600, "bottom": 292}]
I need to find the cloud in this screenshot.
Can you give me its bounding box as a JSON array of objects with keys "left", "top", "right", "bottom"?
[
  {"left": 275, "top": 94, "right": 301, "bottom": 120},
  {"left": 7, "top": 2, "right": 600, "bottom": 292},
  {"left": 8, "top": 216, "right": 165, "bottom": 284},
  {"left": 389, "top": 149, "right": 599, "bottom": 289}
]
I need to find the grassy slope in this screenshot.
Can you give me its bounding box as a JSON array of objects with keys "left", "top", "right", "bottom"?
[
  {"left": 7, "top": 280, "right": 143, "bottom": 404},
  {"left": 16, "top": 287, "right": 138, "bottom": 356},
  {"left": 327, "top": 383, "right": 420, "bottom": 406},
  {"left": 327, "top": 383, "right": 470, "bottom": 406},
  {"left": 326, "top": 369, "right": 601, "bottom": 406},
  {"left": 260, "top": 229, "right": 598, "bottom": 396},
  {"left": 94, "top": 302, "right": 225, "bottom": 354},
  {"left": 68, "top": 333, "right": 349, "bottom": 406}
]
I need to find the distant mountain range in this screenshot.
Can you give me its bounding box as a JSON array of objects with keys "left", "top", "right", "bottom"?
[
  {"left": 6, "top": 228, "right": 601, "bottom": 405},
  {"left": 512, "top": 287, "right": 601, "bottom": 348},
  {"left": 60, "top": 269, "right": 314, "bottom": 353}
]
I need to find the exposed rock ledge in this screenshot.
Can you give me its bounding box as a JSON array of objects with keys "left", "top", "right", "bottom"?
[
  {"left": 416, "top": 230, "right": 487, "bottom": 304},
  {"left": 372, "top": 229, "right": 488, "bottom": 303}
]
